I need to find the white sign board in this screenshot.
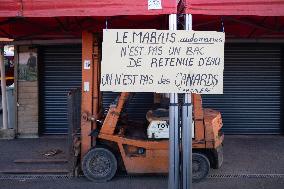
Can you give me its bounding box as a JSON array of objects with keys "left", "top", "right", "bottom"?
[{"left": 101, "top": 29, "right": 225, "bottom": 94}]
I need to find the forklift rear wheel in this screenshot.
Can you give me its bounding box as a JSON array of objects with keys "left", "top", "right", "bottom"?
[
  {"left": 82, "top": 147, "right": 117, "bottom": 182},
  {"left": 192, "top": 153, "right": 210, "bottom": 183}
]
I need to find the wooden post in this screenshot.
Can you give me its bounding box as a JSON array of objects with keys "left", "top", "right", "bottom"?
[
  {"left": 81, "top": 31, "right": 94, "bottom": 158},
  {"left": 92, "top": 33, "right": 100, "bottom": 142}
]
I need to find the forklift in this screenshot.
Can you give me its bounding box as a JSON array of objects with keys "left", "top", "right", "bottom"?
[{"left": 81, "top": 92, "right": 224, "bottom": 182}]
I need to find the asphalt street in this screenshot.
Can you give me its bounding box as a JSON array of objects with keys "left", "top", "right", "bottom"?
[{"left": 1, "top": 176, "right": 284, "bottom": 189}]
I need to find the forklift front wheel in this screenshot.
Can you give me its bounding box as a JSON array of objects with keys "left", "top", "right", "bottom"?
[
  {"left": 82, "top": 147, "right": 117, "bottom": 182},
  {"left": 192, "top": 153, "right": 210, "bottom": 183}
]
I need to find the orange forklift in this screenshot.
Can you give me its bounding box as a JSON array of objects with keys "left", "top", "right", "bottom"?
[{"left": 81, "top": 92, "right": 224, "bottom": 182}]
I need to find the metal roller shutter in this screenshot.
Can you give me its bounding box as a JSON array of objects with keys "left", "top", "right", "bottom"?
[
  {"left": 39, "top": 44, "right": 282, "bottom": 134},
  {"left": 40, "top": 45, "right": 82, "bottom": 134},
  {"left": 203, "top": 44, "right": 283, "bottom": 134},
  {"left": 102, "top": 92, "right": 154, "bottom": 122}
]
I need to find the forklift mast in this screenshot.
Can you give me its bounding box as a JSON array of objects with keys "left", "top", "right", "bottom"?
[
  {"left": 99, "top": 92, "right": 205, "bottom": 141},
  {"left": 100, "top": 92, "right": 130, "bottom": 135}
]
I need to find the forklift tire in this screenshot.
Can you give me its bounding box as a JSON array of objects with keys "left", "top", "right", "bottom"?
[
  {"left": 82, "top": 147, "right": 117, "bottom": 182},
  {"left": 192, "top": 153, "right": 210, "bottom": 183}
]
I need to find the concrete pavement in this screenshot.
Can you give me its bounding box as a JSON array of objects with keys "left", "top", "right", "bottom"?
[{"left": 0, "top": 135, "right": 283, "bottom": 188}]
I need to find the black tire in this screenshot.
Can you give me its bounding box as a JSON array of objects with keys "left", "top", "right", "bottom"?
[
  {"left": 192, "top": 153, "right": 210, "bottom": 183},
  {"left": 82, "top": 147, "right": 117, "bottom": 182}
]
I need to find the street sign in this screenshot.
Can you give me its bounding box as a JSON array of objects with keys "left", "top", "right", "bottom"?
[{"left": 101, "top": 29, "right": 225, "bottom": 94}]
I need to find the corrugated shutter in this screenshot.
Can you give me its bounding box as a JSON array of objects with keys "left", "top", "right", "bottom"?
[
  {"left": 203, "top": 44, "right": 283, "bottom": 134},
  {"left": 39, "top": 43, "right": 282, "bottom": 134},
  {"left": 102, "top": 92, "right": 154, "bottom": 121},
  {"left": 40, "top": 45, "right": 82, "bottom": 134}
]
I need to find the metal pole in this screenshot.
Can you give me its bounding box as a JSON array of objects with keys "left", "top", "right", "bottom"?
[
  {"left": 168, "top": 14, "right": 179, "bottom": 189},
  {"left": 0, "top": 46, "right": 8, "bottom": 129},
  {"left": 185, "top": 14, "right": 193, "bottom": 31},
  {"left": 182, "top": 94, "right": 192, "bottom": 189},
  {"left": 182, "top": 14, "right": 193, "bottom": 189}
]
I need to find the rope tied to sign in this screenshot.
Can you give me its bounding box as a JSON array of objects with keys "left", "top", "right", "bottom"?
[
  {"left": 221, "top": 17, "right": 225, "bottom": 33},
  {"left": 105, "top": 17, "right": 108, "bottom": 31}
]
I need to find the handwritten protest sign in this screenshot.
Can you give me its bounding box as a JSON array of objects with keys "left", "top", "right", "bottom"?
[{"left": 101, "top": 29, "right": 225, "bottom": 94}]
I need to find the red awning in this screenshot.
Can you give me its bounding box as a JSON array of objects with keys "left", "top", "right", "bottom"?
[
  {"left": 0, "top": 16, "right": 171, "bottom": 40},
  {"left": 182, "top": 0, "right": 284, "bottom": 16},
  {"left": 0, "top": 0, "right": 177, "bottom": 17},
  {"left": 1, "top": 1, "right": 284, "bottom": 40}
]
